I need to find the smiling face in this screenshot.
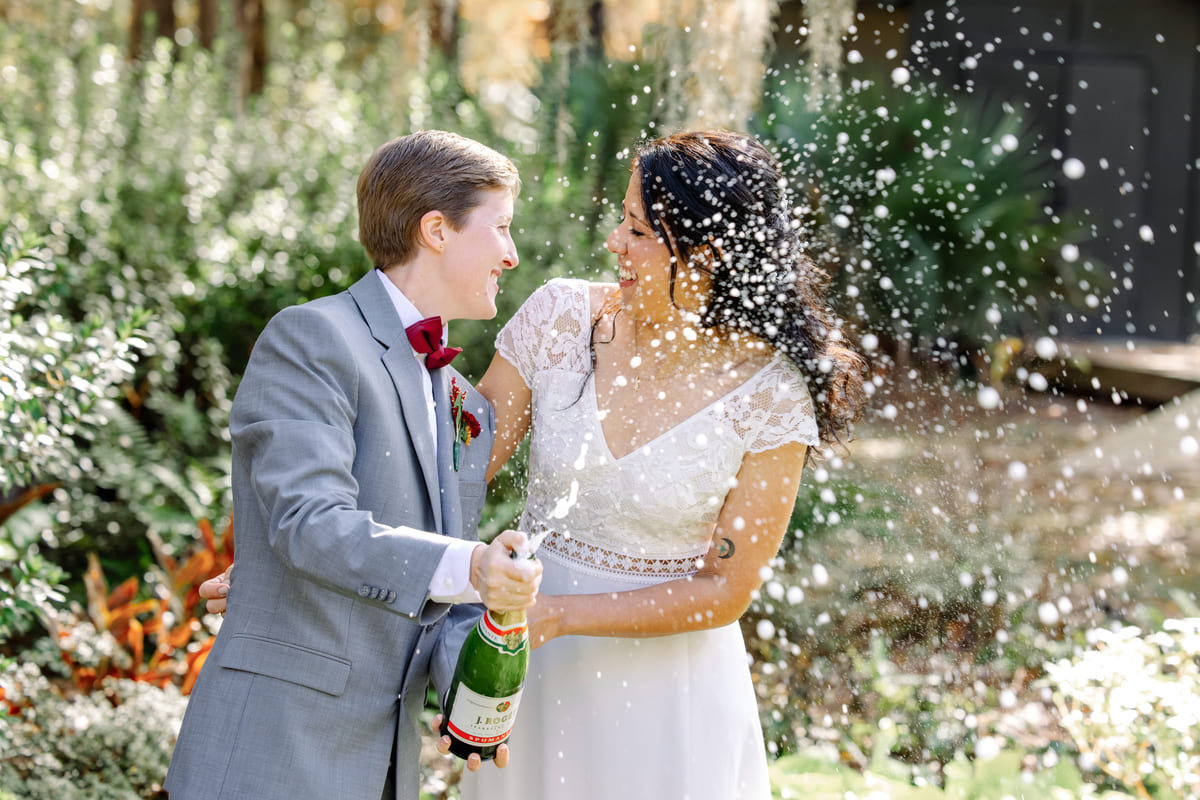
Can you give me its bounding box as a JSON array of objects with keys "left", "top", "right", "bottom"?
[
  {"left": 605, "top": 169, "right": 676, "bottom": 319},
  {"left": 605, "top": 168, "right": 711, "bottom": 323},
  {"left": 439, "top": 187, "right": 519, "bottom": 320}
]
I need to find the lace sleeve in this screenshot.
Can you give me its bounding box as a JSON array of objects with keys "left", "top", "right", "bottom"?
[
  {"left": 495, "top": 279, "right": 590, "bottom": 384},
  {"left": 745, "top": 363, "right": 820, "bottom": 453}
]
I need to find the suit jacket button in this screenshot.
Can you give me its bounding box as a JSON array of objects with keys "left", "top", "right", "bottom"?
[
  {"left": 385, "top": 590, "right": 396, "bottom": 603},
  {"left": 358, "top": 584, "right": 371, "bottom": 597}
]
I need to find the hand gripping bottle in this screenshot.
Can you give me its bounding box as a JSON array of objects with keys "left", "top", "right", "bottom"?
[{"left": 439, "top": 545, "right": 534, "bottom": 760}]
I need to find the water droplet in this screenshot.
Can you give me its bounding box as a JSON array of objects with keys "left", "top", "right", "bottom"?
[
  {"left": 1035, "top": 337, "right": 1058, "bottom": 359},
  {"left": 977, "top": 386, "right": 1002, "bottom": 410}
]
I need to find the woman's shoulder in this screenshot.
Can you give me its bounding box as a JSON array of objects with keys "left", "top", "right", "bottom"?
[
  {"left": 726, "top": 340, "right": 812, "bottom": 404},
  {"left": 521, "top": 277, "right": 614, "bottom": 317},
  {"left": 757, "top": 356, "right": 816, "bottom": 426},
  {"left": 537, "top": 276, "right": 612, "bottom": 296}
]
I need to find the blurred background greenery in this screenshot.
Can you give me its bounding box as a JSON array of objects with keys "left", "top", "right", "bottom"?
[{"left": 1, "top": 1, "right": 1194, "bottom": 799}]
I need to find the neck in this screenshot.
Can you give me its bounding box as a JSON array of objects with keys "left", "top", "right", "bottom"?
[
  {"left": 381, "top": 259, "right": 449, "bottom": 321},
  {"left": 626, "top": 313, "right": 725, "bottom": 368}
]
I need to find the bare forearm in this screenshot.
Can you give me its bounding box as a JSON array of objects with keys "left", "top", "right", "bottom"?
[{"left": 531, "top": 572, "right": 748, "bottom": 646}]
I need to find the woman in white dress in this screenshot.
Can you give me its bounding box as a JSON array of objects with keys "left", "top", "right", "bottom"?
[{"left": 453, "top": 130, "right": 867, "bottom": 799}]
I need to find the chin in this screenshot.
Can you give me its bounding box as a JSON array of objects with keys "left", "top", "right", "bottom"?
[{"left": 477, "top": 299, "right": 499, "bottom": 320}]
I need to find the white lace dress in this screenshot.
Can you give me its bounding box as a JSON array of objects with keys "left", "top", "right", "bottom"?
[{"left": 461, "top": 278, "right": 818, "bottom": 800}]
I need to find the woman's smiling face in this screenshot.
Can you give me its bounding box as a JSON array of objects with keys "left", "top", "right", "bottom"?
[{"left": 605, "top": 168, "right": 712, "bottom": 322}]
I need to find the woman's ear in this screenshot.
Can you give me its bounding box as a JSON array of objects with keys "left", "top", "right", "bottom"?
[{"left": 418, "top": 209, "right": 448, "bottom": 253}]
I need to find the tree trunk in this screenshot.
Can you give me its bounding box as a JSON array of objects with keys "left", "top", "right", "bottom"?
[
  {"left": 236, "top": 0, "right": 268, "bottom": 96},
  {"left": 197, "top": 0, "right": 217, "bottom": 49},
  {"left": 587, "top": 0, "right": 604, "bottom": 57},
  {"left": 153, "top": 0, "right": 176, "bottom": 40},
  {"left": 128, "top": 0, "right": 146, "bottom": 60},
  {"left": 128, "top": 0, "right": 177, "bottom": 60},
  {"left": 430, "top": 0, "right": 460, "bottom": 61}
]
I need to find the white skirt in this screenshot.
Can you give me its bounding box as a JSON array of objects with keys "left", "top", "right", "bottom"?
[{"left": 459, "top": 546, "right": 771, "bottom": 800}]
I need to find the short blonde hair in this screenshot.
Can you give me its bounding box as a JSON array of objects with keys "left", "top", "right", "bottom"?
[{"left": 357, "top": 130, "right": 521, "bottom": 268}]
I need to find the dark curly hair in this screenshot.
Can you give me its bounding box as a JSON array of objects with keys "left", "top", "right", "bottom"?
[{"left": 614, "top": 130, "right": 867, "bottom": 448}]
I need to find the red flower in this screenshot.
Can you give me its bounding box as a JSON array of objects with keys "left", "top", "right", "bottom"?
[{"left": 450, "top": 379, "right": 481, "bottom": 469}]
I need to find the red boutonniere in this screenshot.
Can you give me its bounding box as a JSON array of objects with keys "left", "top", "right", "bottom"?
[{"left": 450, "top": 378, "right": 481, "bottom": 471}]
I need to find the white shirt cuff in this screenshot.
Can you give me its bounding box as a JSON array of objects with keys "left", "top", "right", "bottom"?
[{"left": 429, "top": 539, "right": 483, "bottom": 603}]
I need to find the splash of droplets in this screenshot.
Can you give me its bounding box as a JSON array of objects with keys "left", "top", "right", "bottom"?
[{"left": 548, "top": 479, "right": 580, "bottom": 519}]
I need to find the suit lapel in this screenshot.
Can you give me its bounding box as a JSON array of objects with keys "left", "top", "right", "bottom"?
[
  {"left": 348, "top": 272, "right": 443, "bottom": 533},
  {"left": 431, "top": 370, "right": 464, "bottom": 539}
]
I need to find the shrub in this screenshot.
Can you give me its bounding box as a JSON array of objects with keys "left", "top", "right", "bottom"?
[
  {"left": 1044, "top": 619, "right": 1200, "bottom": 800},
  {"left": 0, "top": 232, "right": 149, "bottom": 502},
  {"left": 0, "top": 517, "right": 230, "bottom": 798},
  {"left": 754, "top": 70, "right": 1097, "bottom": 361},
  {"left": 0, "top": 662, "right": 185, "bottom": 800}
]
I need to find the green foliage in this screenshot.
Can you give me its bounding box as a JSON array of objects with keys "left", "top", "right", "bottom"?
[
  {"left": 755, "top": 70, "right": 1098, "bottom": 357},
  {"left": 1045, "top": 619, "right": 1200, "bottom": 800},
  {"left": 0, "top": 233, "right": 150, "bottom": 496},
  {"left": 0, "top": 663, "right": 185, "bottom": 800},
  {"left": 769, "top": 743, "right": 1137, "bottom": 799},
  {"left": 0, "top": 532, "right": 66, "bottom": 643}
]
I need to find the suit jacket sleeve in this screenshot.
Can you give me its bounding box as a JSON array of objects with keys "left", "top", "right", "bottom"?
[{"left": 230, "top": 302, "right": 453, "bottom": 620}]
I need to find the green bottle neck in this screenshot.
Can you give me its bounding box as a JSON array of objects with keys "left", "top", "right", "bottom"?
[{"left": 487, "top": 609, "right": 527, "bottom": 628}]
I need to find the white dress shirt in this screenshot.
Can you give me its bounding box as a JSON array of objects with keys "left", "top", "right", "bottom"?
[{"left": 376, "top": 269, "right": 481, "bottom": 604}]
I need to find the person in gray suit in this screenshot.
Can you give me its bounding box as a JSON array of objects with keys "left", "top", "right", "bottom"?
[{"left": 165, "top": 130, "right": 543, "bottom": 800}]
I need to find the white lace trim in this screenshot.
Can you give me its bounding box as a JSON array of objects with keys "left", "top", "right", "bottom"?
[{"left": 530, "top": 519, "right": 706, "bottom": 582}]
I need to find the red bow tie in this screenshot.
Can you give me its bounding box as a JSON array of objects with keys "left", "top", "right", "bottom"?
[{"left": 405, "top": 316, "right": 462, "bottom": 369}]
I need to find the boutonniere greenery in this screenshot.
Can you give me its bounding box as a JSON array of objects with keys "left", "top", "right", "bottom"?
[{"left": 450, "top": 378, "right": 481, "bottom": 471}]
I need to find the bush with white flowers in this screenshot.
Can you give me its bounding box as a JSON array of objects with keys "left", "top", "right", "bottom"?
[
  {"left": 1045, "top": 619, "right": 1200, "bottom": 800},
  {"left": 0, "top": 661, "right": 187, "bottom": 799}
]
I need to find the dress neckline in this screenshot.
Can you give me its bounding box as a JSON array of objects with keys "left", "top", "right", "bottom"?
[
  {"left": 574, "top": 280, "right": 779, "bottom": 462},
  {"left": 587, "top": 360, "right": 777, "bottom": 461}
]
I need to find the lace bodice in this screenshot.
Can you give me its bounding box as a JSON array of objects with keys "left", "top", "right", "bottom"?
[{"left": 496, "top": 278, "right": 819, "bottom": 582}]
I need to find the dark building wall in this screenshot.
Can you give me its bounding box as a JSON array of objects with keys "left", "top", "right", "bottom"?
[{"left": 778, "top": 0, "right": 1200, "bottom": 341}]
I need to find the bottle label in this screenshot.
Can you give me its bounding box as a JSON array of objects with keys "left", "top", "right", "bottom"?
[
  {"left": 445, "top": 684, "right": 524, "bottom": 745},
  {"left": 480, "top": 611, "right": 528, "bottom": 655}
]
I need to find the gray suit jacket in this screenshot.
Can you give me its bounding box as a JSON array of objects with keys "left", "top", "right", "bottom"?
[{"left": 165, "top": 271, "right": 494, "bottom": 800}]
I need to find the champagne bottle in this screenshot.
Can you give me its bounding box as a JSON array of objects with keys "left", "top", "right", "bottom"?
[{"left": 439, "top": 547, "right": 535, "bottom": 760}]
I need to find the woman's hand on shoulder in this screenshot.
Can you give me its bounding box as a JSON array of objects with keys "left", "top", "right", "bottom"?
[{"left": 198, "top": 565, "right": 233, "bottom": 615}]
